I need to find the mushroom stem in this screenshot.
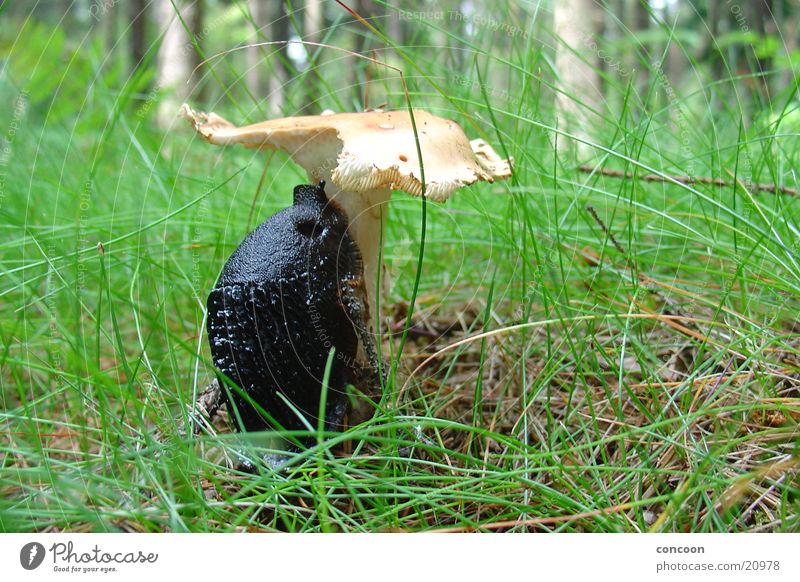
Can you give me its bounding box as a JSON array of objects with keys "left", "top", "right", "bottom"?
[{"left": 321, "top": 182, "right": 392, "bottom": 339}]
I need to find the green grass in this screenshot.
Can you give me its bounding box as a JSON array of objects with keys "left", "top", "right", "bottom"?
[{"left": 1, "top": 2, "right": 799, "bottom": 532}]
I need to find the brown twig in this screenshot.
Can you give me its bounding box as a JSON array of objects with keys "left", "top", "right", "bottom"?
[
  {"left": 586, "top": 204, "right": 634, "bottom": 268},
  {"left": 579, "top": 165, "right": 798, "bottom": 197}
]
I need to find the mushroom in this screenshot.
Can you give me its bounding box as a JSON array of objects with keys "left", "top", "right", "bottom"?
[{"left": 181, "top": 104, "right": 512, "bottom": 360}]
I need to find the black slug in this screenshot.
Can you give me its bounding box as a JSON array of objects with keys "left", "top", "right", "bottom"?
[{"left": 206, "top": 181, "right": 366, "bottom": 444}]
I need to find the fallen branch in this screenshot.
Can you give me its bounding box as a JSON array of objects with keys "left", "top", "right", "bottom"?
[{"left": 579, "top": 165, "right": 797, "bottom": 197}]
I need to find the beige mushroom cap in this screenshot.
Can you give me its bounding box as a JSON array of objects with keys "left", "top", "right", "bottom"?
[{"left": 179, "top": 104, "right": 512, "bottom": 202}]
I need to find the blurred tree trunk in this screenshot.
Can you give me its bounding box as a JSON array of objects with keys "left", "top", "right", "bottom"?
[
  {"left": 304, "top": 0, "right": 323, "bottom": 44},
  {"left": 664, "top": 2, "right": 683, "bottom": 92},
  {"left": 383, "top": 0, "right": 404, "bottom": 74},
  {"left": 302, "top": 0, "right": 324, "bottom": 113},
  {"left": 703, "top": 0, "right": 725, "bottom": 80},
  {"left": 386, "top": 0, "right": 404, "bottom": 50},
  {"left": 554, "top": 0, "right": 604, "bottom": 158},
  {"left": 245, "top": 1, "right": 290, "bottom": 116},
  {"left": 783, "top": 1, "right": 797, "bottom": 89},
  {"left": 752, "top": 0, "right": 774, "bottom": 100},
  {"left": 101, "top": 1, "right": 117, "bottom": 56},
  {"left": 245, "top": 0, "right": 268, "bottom": 102},
  {"left": 631, "top": 0, "right": 649, "bottom": 95},
  {"left": 130, "top": 0, "right": 147, "bottom": 72},
  {"left": 156, "top": 0, "right": 203, "bottom": 129},
  {"left": 350, "top": 0, "right": 378, "bottom": 108}
]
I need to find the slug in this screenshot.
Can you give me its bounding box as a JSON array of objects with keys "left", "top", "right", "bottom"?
[{"left": 206, "top": 181, "right": 368, "bottom": 445}]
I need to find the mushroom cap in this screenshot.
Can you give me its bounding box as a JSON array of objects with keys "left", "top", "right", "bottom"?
[{"left": 180, "top": 104, "right": 512, "bottom": 202}]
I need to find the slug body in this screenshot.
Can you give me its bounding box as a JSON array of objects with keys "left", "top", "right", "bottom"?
[{"left": 206, "top": 181, "right": 364, "bottom": 441}]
